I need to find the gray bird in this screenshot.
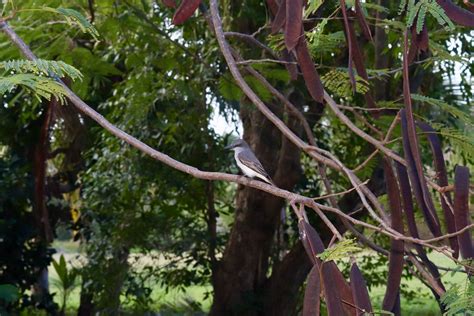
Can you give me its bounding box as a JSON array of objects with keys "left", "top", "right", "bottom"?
[{"left": 225, "top": 139, "right": 274, "bottom": 185}]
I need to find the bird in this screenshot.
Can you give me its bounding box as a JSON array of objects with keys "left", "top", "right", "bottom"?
[{"left": 225, "top": 138, "right": 274, "bottom": 185}]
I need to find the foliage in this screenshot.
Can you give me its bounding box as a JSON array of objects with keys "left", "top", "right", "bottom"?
[
  {"left": 321, "top": 69, "right": 370, "bottom": 97},
  {"left": 441, "top": 274, "right": 474, "bottom": 315},
  {"left": 0, "top": 154, "right": 56, "bottom": 313},
  {"left": 317, "top": 238, "right": 362, "bottom": 262},
  {"left": 402, "top": 0, "right": 455, "bottom": 33},
  {"left": 0, "top": 59, "right": 83, "bottom": 81},
  {"left": 411, "top": 94, "right": 472, "bottom": 125},
  {"left": 0, "top": 74, "right": 69, "bottom": 103},
  {"left": 51, "top": 255, "right": 79, "bottom": 314},
  {"left": 40, "top": 7, "right": 99, "bottom": 40}
]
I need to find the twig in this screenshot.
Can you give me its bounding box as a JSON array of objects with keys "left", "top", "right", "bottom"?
[
  {"left": 224, "top": 31, "right": 277, "bottom": 58},
  {"left": 312, "top": 180, "right": 370, "bottom": 201},
  {"left": 236, "top": 58, "right": 297, "bottom": 66}
]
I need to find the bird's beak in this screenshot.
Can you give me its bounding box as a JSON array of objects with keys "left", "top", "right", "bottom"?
[{"left": 224, "top": 144, "right": 234, "bottom": 150}]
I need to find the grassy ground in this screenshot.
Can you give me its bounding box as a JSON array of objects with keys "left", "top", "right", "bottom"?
[{"left": 49, "top": 240, "right": 466, "bottom": 315}]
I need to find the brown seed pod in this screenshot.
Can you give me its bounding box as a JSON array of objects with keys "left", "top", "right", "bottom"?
[
  {"left": 303, "top": 264, "right": 321, "bottom": 316},
  {"left": 417, "top": 121, "right": 458, "bottom": 257},
  {"left": 350, "top": 262, "right": 373, "bottom": 316},
  {"left": 320, "top": 262, "right": 346, "bottom": 316},
  {"left": 382, "top": 159, "right": 405, "bottom": 313},
  {"left": 281, "top": 49, "right": 298, "bottom": 81},
  {"left": 298, "top": 220, "right": 325, "bottom": 264},
  {"left": 271, "top": 0, "right": 286, "bottom": 34},
  {"left": 395, "top": 162, "right": 445, "bottom": 289},
  {"left": 285, "top": 0, "right": 303, "bottom": 51},
  {"left": 400, "top": 109, "right": 441, "bottom": 236},
  {"left": 172, "top": 0, "right": 201, "bottom": 25},
  {"left": 454, "top": 166, "right": 473, "bottom": 259},
  {"left": 346, "top": 18, "right": 376, "bottom": 110},
  {"left": 295, "top": 38, "right": 324, "bottom": 103},
  {"left": 162, "top": 0, "right": 177, "bottom": 8},
  {"left": 266, "top": 0, "right": 279, "bottom": 16},
  {"left": 354, "top": 0, "right": 372, "bottom": 41},
  {"left": 436, "top": 0, "right": 474, "bottom": 27}
]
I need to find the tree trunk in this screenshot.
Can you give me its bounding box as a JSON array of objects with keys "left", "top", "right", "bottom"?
[{"left": 210, "top": 97, "right": 304, "bottom": 315}]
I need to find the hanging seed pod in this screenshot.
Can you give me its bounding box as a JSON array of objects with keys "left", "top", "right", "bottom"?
[
  {"left": 320, "top": 262, "right": 346, "bottom": 316},
  {"left": 266, "top": 0, "right": 279, "bottom": 16},
  {"left": 272, "top": 0, "right": 286, "bottom": 34},
  {"left": 400, "top": 110, "right": 442, "bottom": 236},
  {"left": 162, "top": 0, "right": 177, "bottom": 8},
  {"left": 436, "top": 0, "right": 474, "bottom": 27},
  {"left": 172, "top": 0, "right": 201, "bottom": 25},
  {"left": 281, "top": 49, "right": 298, "bottom": 81},
  {"left": 417, "top": 121, "right": 458, "bottom": 257},
  {"left": 454, "top": 166, "right": 473, "bottom": 260},
  {"left": 396, "top": 162, "right": 446, "bottom": 293},
  {"left": 350, "top": 262, "right": 373, "bottom": 316},
  {"left": 285, "top": 0, "right": 303, "bottom": 51},
  {"left": 298, "top": 219, "right": 325, "bottom": 264},
  {"left": 303, "top": 264, "right": 321, "bottom": 316},
  {"left": 382, "top": 159, "right": 405, "bottom": 313},
  {"left": 354, "top": 0, "right": 372, "bottom": 41},
  {"left": 295, "top": 38, "right": 324, "bottom": 103},
  {"left": 402, "top": 32, "right": 442, "bottom": 237}
]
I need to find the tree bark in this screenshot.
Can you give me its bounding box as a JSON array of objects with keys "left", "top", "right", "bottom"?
[{"left": 210, "top": 97, "right": 304, "bottom": 315}]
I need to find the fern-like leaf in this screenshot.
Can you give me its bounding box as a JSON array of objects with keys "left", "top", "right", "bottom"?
[
  {"left": 411, "top": 94, "right": 472, "bottom": 125},
  {"left": 308, "top": 19, "right": 346, "bottom": 55},
  {"left": 407, "top": 1, "right": 423, "bottom": 29},
  {"left": 441, "top": 277, "right": 474, "bottom": 316},
  {"left": 304, "top": 0, "right": 324, "bottom": 18},
  {"left": 428, "top": 41, "right": 468, "bottom": 63},
  {"left": 416, "top": 4, "right": 428, "bottom": 33},
  {"left": 428, "top": 123, "right": 474, "bottom": 159},
  {"left": 406, "top": 0, "right": 454, "bottom": 33},
  {"left": 399, "top": 0, "right": 408, "bottom": 14},
  {"left": 0, "top": 74, "right": 69, "bottom": 104},
  {"left": 41, "top": 7, "right": 99, "bottom": 40},
  {"left": 426, "top": 1, "right": 455, "bottom": 31},
  {"left": 0, "top": 59, "right": 83, "bottom": 81},
  {"left": 321, "top": 69, "right": 370, "bottom": 97},
  {"left": 317, "top": 238, "right": 361, "bottom": 262}
]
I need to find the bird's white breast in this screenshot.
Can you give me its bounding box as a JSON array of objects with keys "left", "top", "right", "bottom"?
[{"left": 234, "top": 151, "right": 260, "bottom": 178}]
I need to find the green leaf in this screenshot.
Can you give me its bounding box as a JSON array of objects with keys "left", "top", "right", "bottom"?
[
  {"left": 41, "top": 7, "right": 99, "bottom": 40},
  {"left": 0, "top": 74, "right": 69, "bottom": 104},
  {"left": 245, "top": 76, "right": 272, "bottom": 102},
  {"left": 411, "top": 94, "right": 473, "bottom": 125},
  {"left": 416, "top": 4, "right": 428, "bottom": 33},
  {"left": 441, "top": 277, "right": 474, "bottom": 315},
  {"left": 305, "top": 0, "right": 324, "bottom": 18},
  {"left": 321, "top": 69, "right": 370, "bottom": 97},
  {"left": 407, "top": 1, "right": 422, "bottom": 29},
  {"left": 0, "top": 59, "right": 83, "bottom": 81},
  {"left": 317, "top": 238, "right": 361, "bottom": 262},
  {"left": 219, "top": 74, "right": 243, "bottom": 101},
  {"left": 0, "top": 284, "right": 19, "bottom": 303}
]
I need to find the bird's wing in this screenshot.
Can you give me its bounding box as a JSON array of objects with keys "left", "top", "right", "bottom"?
[{"left": 237, "top": 150, "right": 273, "bottom": 184}]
